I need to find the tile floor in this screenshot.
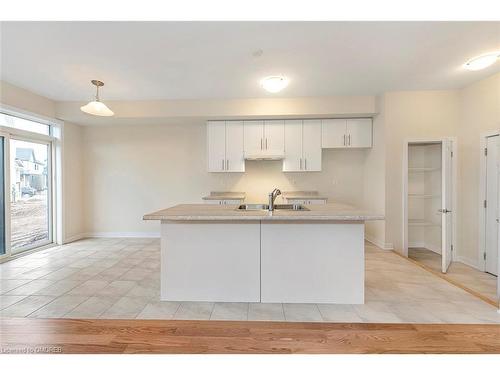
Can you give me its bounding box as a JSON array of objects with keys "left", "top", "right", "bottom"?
[
  {"left": 1, "top": 238, "right": 500, "bottom": 323},
  {"left": 409, "top": 247, "right": 498, "bottom": 302}
]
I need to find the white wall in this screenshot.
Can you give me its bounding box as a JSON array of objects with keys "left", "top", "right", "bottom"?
[
  {"left": 81, "top": 121, "right": 368, "bottom": 235},
  {"left": 457, "top": 72, "right": 500, "bottom": 266}
]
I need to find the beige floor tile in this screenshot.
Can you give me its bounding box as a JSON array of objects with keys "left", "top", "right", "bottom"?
[
  {"left": 28, "top": 295, "right": 89, "bottom": 318},
  {"left": 136, "top": 301, "right": 180, "bottom": 319},
  {"left": 5, "top": 279, "right": 56, "bottom": 296},
  {"left": 0, "top": 279, "right": 32, "bottom": 294},
  {"left": 317, "top": 304, "right": 363, "bottom": 322},
  {"left": 283, "top": 303, "right": 323, "bottom": 322},
  {"left": 354, "top": 302, "right": 403, "bottom": 323},
  {"left": 66, "top": 280, "right": 110, "bottom": 296},
  {"left": 210, "top": 302, "right": 248, "bottom": 321},
  {"left": 64, "top": 296, "right": 121, "bottom": 318},
  {"left": 174, "top": 302, "right": 215, "bottom": 320},
  {"left": 95, "top": 280, "right": 137, "bottom": 296},
  {"left": 248, "top": 303, "right": 285, "bottom": 321},
  {"left": 33, "top": 279, "right": 82, "bottom": 296},
  {"left": 100, "top": 296, "right": 150, "bottom": 318},
  {"left": 0, "top": 295, "right": 28, "bottom": 310},
  {"left": 0, "top": 295, "right": 55, "bottom": 317}
]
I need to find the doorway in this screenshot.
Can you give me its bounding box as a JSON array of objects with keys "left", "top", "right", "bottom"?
[
  {"left": 403, "top": 138, "right": 455, "bottom": 273},
  {"left": 484, "top": 135, "right": 498, "bottom": 276}
]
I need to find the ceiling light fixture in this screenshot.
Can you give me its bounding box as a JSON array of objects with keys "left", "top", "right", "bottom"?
[
  {"left": 80, "top": 80, "right": 114, "bottom": 116},
  {"left": 464, "top": 52, "right": 499, "bottom": 71},
  {"left": 260, "top": 76, "right": 289, "bottom": 93}
]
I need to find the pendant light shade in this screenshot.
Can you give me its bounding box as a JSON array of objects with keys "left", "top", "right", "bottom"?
[{"left": 80, "top": 80, "right": 114, "bottom": 116}]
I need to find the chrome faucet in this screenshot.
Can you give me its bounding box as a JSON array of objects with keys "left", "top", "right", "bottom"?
[{"left": 268, "top": 188, "right": 282, "bottom": 212}]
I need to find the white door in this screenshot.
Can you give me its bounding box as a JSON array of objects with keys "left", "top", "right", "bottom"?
[
  {"left": 485, "top": 135, "right": 499, "bottom": 275},
  {"left": 321, "top": 119, "right": 347, "bottom": 148},
  {"left": 346, "top": 119, "right": 372, "bottom": 148},
  {"left": 302, "top": 119, "right": 322, "bottom": 171},
  {"left": 225, "top": 121, "right": 245, "bottom": 172},
  {"left": 441, "top": 139, "right": 453, "bottom": 273},
  {"left": 264, "top": 120, "right": 285, "bottom": 155},
  {"left": 283, "top": 120, "right": 303, "bottom": 172},
  {"left": 207, "top": 121, "right": 226, "bottom": 172},
  {"left": 243, "top": 121, "right": 264, "bottom": 156}
]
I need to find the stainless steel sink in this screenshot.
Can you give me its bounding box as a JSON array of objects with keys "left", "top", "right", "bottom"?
[{"left": 236, "top": 204, "right": 309, "bottom": 211}]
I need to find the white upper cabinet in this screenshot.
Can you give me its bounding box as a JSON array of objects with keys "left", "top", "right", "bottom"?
[
  {"left": 243, "top": 121, "right": 264, "bottom": 156},
  {"left": 283, "top": 119, "right": 322, "bottom": 172},
  {"left": 322, "top": 118, "right": 372, "bottom": 148},
  {"left": 283, "top": 120, "right": 303, "bottom": 172},
  {"left": 244, "top": 120, "right": 284, "bottom": 157},
  {"left": 207, "top": 121, "right": 244, "bottom": 172},
  {"left": 302, "top": 120, "right": 322, "bottom": 171},
  {"left": 321, "top": 119, "right": 347, "bottom": 148},
  {"left": 346, "top": 119, "right": 372, "bottom": 148}
]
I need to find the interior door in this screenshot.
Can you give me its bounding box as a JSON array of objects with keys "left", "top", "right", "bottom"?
[
  {"left": 485, "top": 135, "right": 499, "bottom": 275},
  {"left": 346, "top": 119, "right": 373, "bottom": 148},
  {"left": 441, "top": 139, "right": 453, "bottom": 273},
  {"left": 264, "top": 120, "right": 284, "bottom": 155},
  {"left": 207, "top": 121, "right": 226, "bottom": 172},
  {"left": 224, "top": 121, "right": 245, "bottom": 172},
  {"left": 283, "top": 120, "right": 303, "bottom": 172},
  {"left": 0, "top": 136, "right": 5, "bottom": 256},
  {"left": 302, "top": 119, "right": 322, "bottom": 171},
  {"left": 243, "top": 121, "right": 264, "bottom": 156}
]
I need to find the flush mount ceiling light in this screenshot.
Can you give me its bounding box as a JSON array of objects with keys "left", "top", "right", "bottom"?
[
  {"left": 260, "top": 76, "right": 289, "bottom": 93},
  {"left": 464, "top": 52, "right": 500, "bottom": 71},
  {"left": 80, "top": 80, "right": 114, "bottom": 116}
]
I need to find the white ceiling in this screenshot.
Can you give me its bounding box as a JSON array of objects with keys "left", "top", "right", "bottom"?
[{"left": 1, "top": 21, "right": 499, "bottom": 101}]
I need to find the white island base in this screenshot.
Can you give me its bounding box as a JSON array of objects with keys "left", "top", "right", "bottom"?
[{"left": 160, "top": 220, "right": 364, "bottom": 304}]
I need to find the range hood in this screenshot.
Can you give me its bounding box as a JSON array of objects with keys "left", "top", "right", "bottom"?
[{"left": 245, "top": 153, "right": 284, "bottom": 161}]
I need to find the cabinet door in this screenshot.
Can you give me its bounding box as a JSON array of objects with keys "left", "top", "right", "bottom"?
[
  {"left": 346, "top": 118, "right": 372, "bottom": 148},
  {"left": 302, "top": 119, "right": 322, "bottom": 171},
  {"left": 283, "top": 120, "right": 303, "bottom": 172},
  {"left": 321, "top": 119, "right": 347, "bottom": 148},
  {"left": 225, "top": 121, "right": 245, "bottom": 172},
  {"left": 207, "top": 121, "right": 226, "bottom": 172},
  {"left": 243, "top": 121, "right": 264, "bottom": 156},
  {"left": 264, "top": 120, "right": 285, "bottom": 155}
]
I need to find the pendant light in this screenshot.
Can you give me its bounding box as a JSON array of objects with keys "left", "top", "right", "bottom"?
[{"left": 80, "top": 80, "right": 114, "bottom": 116}]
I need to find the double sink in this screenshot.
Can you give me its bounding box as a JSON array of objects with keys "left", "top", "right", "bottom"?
[{"left": 237, "top": 203, "right": 309, "bottom": 211}]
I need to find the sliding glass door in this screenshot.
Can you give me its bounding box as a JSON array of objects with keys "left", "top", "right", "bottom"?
[
  {"left": 0, "top": 110, "right": 55, "bottom": 258},
  {"left": 0, "top": 136, "right": 5, "bottom": 256},
  {"left": 9, "top": 138, "right": 52, "bottom": 253}
]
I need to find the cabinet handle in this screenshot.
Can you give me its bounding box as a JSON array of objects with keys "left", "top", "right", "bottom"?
[
  {"left": 305, "top": 158, "right": 307, "bottom": 170},
  {"left": 260, "top": 138, "right": 263, "bottom": 150},
  {"left": 300, "top": 158, "right": 302, "bottom": 170},
  {"left": 348, "top": 134, "right": 351, "bottom": 146},
  {"left": 226, "top": 159, "right": 229, "bottom": 170},
  {"left": 343, "top": 134, "right": 346, "bottom": 146},
  {"left": 265, "top": 138, "right": 268, "bottom": 150},
  {"left": 222, "top": 159, "right": 225, "bottom": 170}
]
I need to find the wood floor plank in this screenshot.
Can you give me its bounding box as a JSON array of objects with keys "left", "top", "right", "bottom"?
[{"left": 1, "top": 318, "right": 499, "bottom": 354}]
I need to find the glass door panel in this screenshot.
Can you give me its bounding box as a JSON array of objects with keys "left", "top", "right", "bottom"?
[{"left": 10, "top": 139, "right": 51, "bottom": 252}]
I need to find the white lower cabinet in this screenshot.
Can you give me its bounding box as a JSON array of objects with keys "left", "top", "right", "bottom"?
[{"left": 283, "top": 119, "right": 322, "bottom": 172}]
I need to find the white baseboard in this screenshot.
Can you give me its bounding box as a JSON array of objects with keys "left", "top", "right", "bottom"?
[
  {"left": 365, "top": 234, "right": 393, "bottom": 250},
  {"left": 455, "top": 255, "right": 480, "bottom": 270},
  {"left": 63, "top": 233, "right": 86, "bottom": 244},
  {"left": 84, "top": 232, "right": 161, "bottom": 239}
]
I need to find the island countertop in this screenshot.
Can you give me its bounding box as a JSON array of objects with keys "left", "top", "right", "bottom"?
[{"left": 143, "top": 203, "right": 384, "bottom": 221}]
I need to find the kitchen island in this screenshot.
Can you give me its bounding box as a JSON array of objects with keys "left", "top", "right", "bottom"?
[{"left": 144, "top": 203, "right": 383, "bottom": 304}]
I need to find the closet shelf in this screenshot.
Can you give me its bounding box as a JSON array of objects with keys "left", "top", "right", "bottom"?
[
  {"left": 408, "top": 194, "right": 440, "bottom": 199},
  {"left": 408, "top": 167, "right": 441, "bottom": 172},
  {"left": 408, "top": 220, "right": 441, "bottom": 227}
]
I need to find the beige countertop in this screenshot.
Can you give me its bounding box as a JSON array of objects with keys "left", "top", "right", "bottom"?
[
  {"left": 202, "top": 191, "right": 246, "bottom": 200},
  {"left": 143, "top": 203, "right": 384, "bottom": 221}
]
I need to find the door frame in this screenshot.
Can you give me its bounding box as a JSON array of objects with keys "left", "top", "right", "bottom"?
[
  {"left": 402, "top": 137, "right": 457, "bottom": 260},
  {"left": 478, "top": 130, "right": 500, "bottom": 272}
]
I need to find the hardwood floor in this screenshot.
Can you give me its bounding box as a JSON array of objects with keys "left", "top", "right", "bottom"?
[{"left": 1, "top": 318, "right": 500, "bottom": 354}]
